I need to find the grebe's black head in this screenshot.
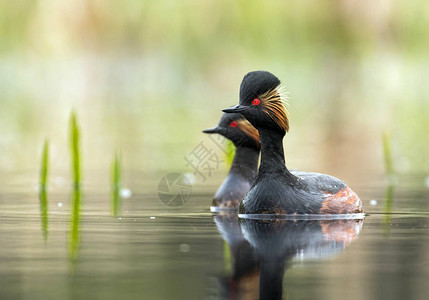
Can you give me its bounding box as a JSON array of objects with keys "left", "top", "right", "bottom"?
[
  {"left": 203, "top": 113, "right": 260, "bottom": 149},
  {"left": 223, "top": 71, "right": 289, "bottom": 134}
]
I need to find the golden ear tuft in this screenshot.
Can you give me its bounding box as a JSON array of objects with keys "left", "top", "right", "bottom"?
[
  {"left": 236, "top": 119, "right": 260, "bottom": 145},
  {"left": 259, "top": 87, "right": 289, "bottom": 132}
]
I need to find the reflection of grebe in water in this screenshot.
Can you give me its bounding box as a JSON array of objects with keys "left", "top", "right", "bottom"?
[
  {"left": 213, "top": 213, "right": 363, "bottom": 300},
  {"left": 240, "top": 218, "right": 364, "bottom": 300},
  {"left": 213, "top": 212, "right": 259, "bottom": 299}
]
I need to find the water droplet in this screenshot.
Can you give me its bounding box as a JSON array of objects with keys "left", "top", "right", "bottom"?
[
  {"left": 369, "top": 200, "right": 377, "bottom": 206},
  {"left": 183, "top": 173, "right": 196, "bottom": 185},
  {"left": 179, "top": 244, "right": 190, "bottom": 252},
  {"left": 120, "top": 188, "right": 132, "bottom": 198}
]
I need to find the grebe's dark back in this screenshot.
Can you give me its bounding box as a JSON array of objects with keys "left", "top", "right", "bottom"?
[{"left": 223, "top": 71, "right": 364, "bottom": 215}]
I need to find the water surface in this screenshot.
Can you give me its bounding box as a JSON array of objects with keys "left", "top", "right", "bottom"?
[{"left": 0, "top": 172, "right": 428, "bottom": 300}]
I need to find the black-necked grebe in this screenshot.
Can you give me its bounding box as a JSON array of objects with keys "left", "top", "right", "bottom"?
[
  {"left": 223, "top": 71, "right": 364, "bottom": 215},
  {"left": 203, "top": 113, "right": 260, "bottom": 209}
]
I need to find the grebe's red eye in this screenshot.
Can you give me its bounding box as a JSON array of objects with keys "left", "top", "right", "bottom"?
[
  {"left": 230, "top": 121, "right": 238, "bottom": 127},
  {"left": 252, "top": 98, "right": 260, "bottom": 105}
]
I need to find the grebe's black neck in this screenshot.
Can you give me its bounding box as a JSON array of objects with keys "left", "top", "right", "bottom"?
[
  {"left": 229, "top": 146, "right": 259, "bottom": 180},
  {"left": 259, "top": 258, "right": 286, "bottom": 300},
  {"left": 258, "top": 127, "right": 294, "bottom": 178}
]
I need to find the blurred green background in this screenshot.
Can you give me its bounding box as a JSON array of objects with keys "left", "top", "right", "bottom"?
[{"left": 1, "top": 0, "right": 428, "bottom": 185}]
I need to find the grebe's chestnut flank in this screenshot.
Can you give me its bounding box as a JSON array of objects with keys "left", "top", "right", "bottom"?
[
  {"left": 203, "top": 113, "right": 259, "bottom": 209},
  {"left": 223, "top": 71, "right": 364, "bottom": 215}
]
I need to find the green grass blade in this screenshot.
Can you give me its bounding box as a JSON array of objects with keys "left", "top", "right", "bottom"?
[
  {"left": 68, "top": 111, "right": 82, "bottom": 262},
  {"left": 111, "top": 151, "right": 122, "bottom": 217},
  {"left": 223, "top": 240, "right": 232, "bottom": 274},
  {"left": 40, "top": 140, "right": 49, "bottom": 187},
  {"left": 69, "top": 187, "right": 81, "bottom": 262},
  {"left": 69, "top": 111, "right": 81, "bottom": 186},
  {"left": 382, "top": 130, "right": 395, "bottom": 234},
  {"left": 39, "top": 140, "right": 49, "bottom": 240},
  {"left": 224, "top": 140, "right": 236, "bottom": 170},
  {"left": 383, "top": 184, "right": 395, "bottom": 235},
  {"left": 382, "top": 131, "right": 394, "bottom": 177}
]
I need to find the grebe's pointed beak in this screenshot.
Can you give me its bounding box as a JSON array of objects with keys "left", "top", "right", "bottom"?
[
  {"left": 222, "top": 104, "right": 246, "bottom": 113},
  {"left": 202, "top": 126, "right": 221, "bottom": 134}
]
